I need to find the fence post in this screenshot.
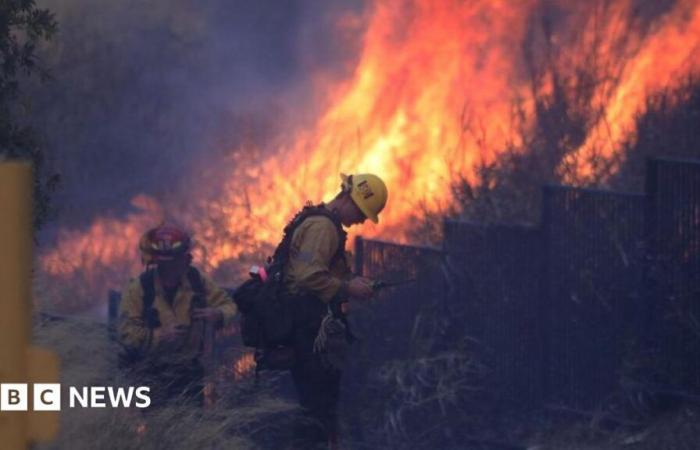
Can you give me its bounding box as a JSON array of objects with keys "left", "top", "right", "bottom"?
[{"left": 354, "top": 236, "right": 364, "bottom": 276}]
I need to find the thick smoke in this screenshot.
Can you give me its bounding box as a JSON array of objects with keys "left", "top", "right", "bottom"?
[{"left": 30, "top": 0, "right": 366, "bottom": 235}]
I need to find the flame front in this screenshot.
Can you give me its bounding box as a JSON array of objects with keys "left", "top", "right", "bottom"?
[
  {"left": 39, "top": 0, "right": 700, "bottom": 309},
  {"left": 565, "top": 0, "right": 700, "bottom": 179}
]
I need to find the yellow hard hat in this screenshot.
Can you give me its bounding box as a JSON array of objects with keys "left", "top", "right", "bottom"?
[{"left": 340, "top": 173, "right": 388, "bottom": 224}]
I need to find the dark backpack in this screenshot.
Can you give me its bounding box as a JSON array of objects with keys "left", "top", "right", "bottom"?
[
  {"left": 119, "top": 266, "right": 206, "bottom": 366},
  {"left": 233, "top": 204, "right": 346, "bottom": 351}
]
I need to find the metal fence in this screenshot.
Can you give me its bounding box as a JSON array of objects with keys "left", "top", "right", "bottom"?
[
  {"left": 342, "top": 238, "right": 445, "bottom": 442},
  {"left": 443, "top": 221, "right": 543, "bottom": 407},
  {"left": 352, "top": 237, "right": 444, "bottom": 359},
  {"left": 352, "top": 157, "right": 699, "bottom": 412},
  {"left": 542, "top": 186, "right": 646, "bottom": 408},
  {"left": 645, "top": 158, "right": 700, "bottom": 389}
]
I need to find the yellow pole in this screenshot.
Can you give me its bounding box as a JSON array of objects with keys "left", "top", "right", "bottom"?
[
  {"left": 0, "top": 162, "right": 59, "bottom": 449},
  {"left": 0, "top": 162, "right": 32, "bottom": 449}
]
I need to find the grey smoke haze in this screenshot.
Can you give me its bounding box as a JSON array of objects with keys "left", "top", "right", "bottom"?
[{"left": 29, "top": 0, "right": 366, "bottom": 232}]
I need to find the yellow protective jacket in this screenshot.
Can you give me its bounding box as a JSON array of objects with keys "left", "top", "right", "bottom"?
[
  {"left": 118, "top": 268, "right": 237, "bottom": 360},
  {"left": 283, "top": 210, "right": 353, "bottom": 303}
]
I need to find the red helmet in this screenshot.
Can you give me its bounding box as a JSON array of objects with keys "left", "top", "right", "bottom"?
[{"left": 139, "top": 224, "right": 192, "bottom": 265}]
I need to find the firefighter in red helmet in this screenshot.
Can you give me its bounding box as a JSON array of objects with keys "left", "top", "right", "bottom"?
[{"left": 118, "top": 224, "right": 237, "bottom": 407}]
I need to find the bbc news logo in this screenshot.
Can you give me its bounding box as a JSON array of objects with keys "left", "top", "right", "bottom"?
[{"left": 0, "top": 384, "right": 151, "bottom": 411}]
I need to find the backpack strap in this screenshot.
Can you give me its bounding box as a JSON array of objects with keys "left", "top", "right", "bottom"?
[
  {"left": 139, "top": 267, "right": 207, "bottom": 326},
  {"left": 187, "top": 266, "right": 207, "bottom": 308},
  {"left": 271, "top": 204, "right": 347, "bottom": 272},
  {"left": 310, "top": 206, "right": 347, "bottom": 263},
  {"left": 139, "top": 269, "right": 155, "bottom": 310},
  {"left": 139, "top": 269, "right": 160, "bottom": 329}
]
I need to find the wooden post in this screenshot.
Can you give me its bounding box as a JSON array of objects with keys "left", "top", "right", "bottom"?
[{"left": 0, "top": 162, "right": 59, "bottom": 447}]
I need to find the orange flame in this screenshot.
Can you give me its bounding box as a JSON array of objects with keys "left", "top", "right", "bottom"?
[
  {"left": 38, "top": 0, "right": 700, "bottom": 310},
  {"left": 233, "top": 353, "right": 256, "bottom": 380},
  {"left": 564, "top": 0, "right": 700, "bottom": 179}
]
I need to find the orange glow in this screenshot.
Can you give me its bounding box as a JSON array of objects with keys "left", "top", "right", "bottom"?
[
  {"left": 38, "top": 0, "right": 700, "bottom": 309},
  {"left": 233, "top": 353, "right": 256, "bottom": 380},
  {"left": 563, "top": 0, "right": 700, "bottom": 180}
]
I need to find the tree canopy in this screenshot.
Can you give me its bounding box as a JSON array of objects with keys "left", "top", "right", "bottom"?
[{"left": 0, "top": 0, "right": 58, "bottom": 230}]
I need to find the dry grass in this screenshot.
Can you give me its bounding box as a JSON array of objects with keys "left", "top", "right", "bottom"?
[
  {"left": 30, "top": 275, "right": 700, "bottom": 450},
  {"left": 526, "top": 406, "right": 700, "bottom": 450},
  {"left": 31, "top": 315, "right": 295, "bottom": 450}
]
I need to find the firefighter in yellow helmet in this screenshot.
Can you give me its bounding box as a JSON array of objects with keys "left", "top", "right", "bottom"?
[
  {"left": 281, "top": 173, "right": 388, "bottom": 449},
  {"left": 118, "top": 224, "right": 237, "bottom": 407}
]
